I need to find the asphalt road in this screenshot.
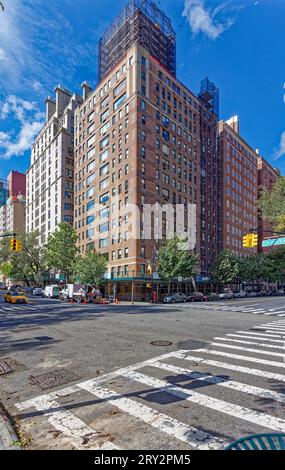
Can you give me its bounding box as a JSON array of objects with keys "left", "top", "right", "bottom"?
[{"left": 0, "top": 292, "right": 285, "bottom": 450}]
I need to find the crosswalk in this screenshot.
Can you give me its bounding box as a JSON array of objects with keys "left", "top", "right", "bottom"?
[
  {"left": 15, "top": 319, "right": 285, "bottom": 450},
  {"left": 186, "top": 302, "right": 285, "bottom": 317},
  {"left": 0, "top": 302, "right": 74, "bottom": 313}
]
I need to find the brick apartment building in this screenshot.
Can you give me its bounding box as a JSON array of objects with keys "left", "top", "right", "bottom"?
[
  {"left": 74, "top": 0, "right": 219, "bottom": 299},
  {"left": 218, "top": 116, "right": 259, "bottom": 256},
  {"left": 8, "top": 170, "right": 26, "bottom": 197}
]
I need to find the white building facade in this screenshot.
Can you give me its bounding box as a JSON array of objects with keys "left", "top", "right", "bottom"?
[{"left": 26, "top": 85, "right": 82, "bottom": 245}]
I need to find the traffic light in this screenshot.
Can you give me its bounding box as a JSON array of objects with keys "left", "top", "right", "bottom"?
[
  {"left": 10, "top": 238, "right": 17, "bottom": 252},
  {"left": 251, "top": 233, "right": 258, "bottom": 247},
  {"left": 16, "top": 240, "right": 22, "bottom": 252},
  {"left": 242, "top": 234, "right": 251, "bottom": 248}
]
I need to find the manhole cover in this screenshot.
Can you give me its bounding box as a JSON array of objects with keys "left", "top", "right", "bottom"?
[
  {"left": 151, "top": 341, "right": 173, "bottom": 347},
  {"left": 0, "top": 361, "right": 12, "bottom": 375},
  {"left": 29, "top": 369, "right": 80, "bottom": 390}
]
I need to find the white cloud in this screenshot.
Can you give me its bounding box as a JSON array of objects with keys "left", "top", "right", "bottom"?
[
  {"left": 183, "top": 0, "right": 240, "bottom": 40},
  {"left": 0, "top": 95, "right": 44, "bottom": 160},
  {"left": 274, "top": 131, "right": 285, "bottom": 160}
]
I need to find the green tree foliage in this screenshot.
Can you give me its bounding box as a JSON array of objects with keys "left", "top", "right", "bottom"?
[
  {"left": 0, "top": 261, "right": 13, "bottom": 278},
  {"left": 44, "top": 223, "right": 78, "bottom": 281},
  {"left": 158, "top": 236, "right": 198, "bottom": 291},
  {"left": 211, "top": 251, "right": 240, "bottom": 285},
  {"left": 258, "top": 176, "right": 285, "bottom": 232},
  {"left": 0, "top": 231, "right": 47, "bottom": 285},
  {"left": 72, "top": 252, "right": 107, "bottom": 285}
]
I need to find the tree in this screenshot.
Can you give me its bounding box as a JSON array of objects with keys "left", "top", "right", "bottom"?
[
  {"left": 72, "top": 252, "right": 107, "bottom": 285},
  {"left": 211, "top": 251, "right": 240, "bottom": 285},
  {"left": 0, "top": 231, "right": 48, "bottom": 285},
  {"left": 0, "top": 261, "right": 13, "bottom": 279},
  {"left": 158, "top": 236, "right": 198, "bottom": 292},
  {"left": 258, "top": 176, "right": 285, "bottom": 232},
  {"left": 44, "top": 223, "right": 78, "bottom": 281}
]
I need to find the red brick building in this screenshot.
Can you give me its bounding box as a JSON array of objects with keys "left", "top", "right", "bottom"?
[{"left": 219, "top": 116, "right": 259, "bottom": 256}]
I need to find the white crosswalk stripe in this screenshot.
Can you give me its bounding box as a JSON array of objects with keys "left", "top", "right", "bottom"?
[
  {"left": 186, "top": 303, "right": 285, "bottom": 316},
  {"left": 15, "top": 319, "right": 285, "bottom": 450}
]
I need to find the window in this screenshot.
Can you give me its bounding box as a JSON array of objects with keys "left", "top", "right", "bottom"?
[
  {"left": 99, "top": 192, "right": 109, "bottom": 204},
  {"left": 100, "top": 109, "right": 110, "bottom": 123},
  {"left": 99, "top": 222, "right": 109, "bottom": 233},
  {"left": 100, "top": 135, "right": 109, "bottom": 150},
  {"left": 99, "top": 238, "right": 109, "bottom": 249},
  {"left": 100, "top": 163, "right": 109, "bottom": 176},
  {"left": 100, "top": 208, "right": 109, "bottom": 219},
  {"left": 88, "top": 111, "right": 95, "bottom": 122},
  {"left": 86, "top": 228, "right": 95, "bottom": 238},
  {"left": 87, "top": 173, "right": 95, "bottom": 185},
  {"left": 87, "top": 135, "right": 96, "bottom": 148},
  {"left": 86, "top": 215, "right": 95, "bottom": 225},
  {"left": 87, "top": 161, "right": 95, "bottom": 172},
  {"left": 101, "top": 96, "right": 109, "bottom": 109},
  {"left": 100, "top": 149, "right": 109, "bottom": 163},
  {"left": 99, "top": 178, "right": 109, "bottom": 190},
  {"left": 86, "top": 200, "right": 95, "bottom": 211},
  {"left": 114, "top": 93, "right": 127, "bottom": 110},
  {"left": 114, "top": 79, "right": 126, "bottom": 98}
]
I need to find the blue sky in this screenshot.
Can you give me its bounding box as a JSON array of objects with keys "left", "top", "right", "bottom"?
[{"left": 0, "top": 0, "right": 285, "bottom": 180}]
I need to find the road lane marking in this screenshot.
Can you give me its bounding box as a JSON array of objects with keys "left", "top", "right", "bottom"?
[
  {"left": 150, "top": 361, "right": 285, "bottom": 404},
  {"left": 16, "top": 395, "right": 118, "bottom": 450},
  {"left": 77, "top": 383, "right": 224, "bottom": 450},
  {"left": 122, "top": 371, "right": 285, "bottom": 433}
]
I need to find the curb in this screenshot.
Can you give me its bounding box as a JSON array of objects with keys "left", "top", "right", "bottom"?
[{"left": 0, "top": 406, "right": 19, "bottom": 450}]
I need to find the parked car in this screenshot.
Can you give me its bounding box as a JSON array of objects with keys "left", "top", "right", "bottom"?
[
  {"left": 163, "top": 293, "right": 187, "bottom": 304},
  {"left": 9, "top": 285, "right": 23, "bottom": 293},
  {"left": 32, "top": 287, "right": 43, "bottom": 296},
  {"left": 277, "top": 288, "right": 285, "bottom": 296},
  {"left": 4, "top": 292, "right": 28, "bottom": 304},
  {"left": 23, "top": 287, "right": 33, "bottom": 295},
  {"left": 43, "top": 285, "right": 60, "bottom": 299},
  {"left": 206, "top": 292, "right": 219, "bottom": 301},
  {"left": 219, "top": 288, "right": 234, "bottom": 300},
  {"left": 233, "top": 290, "right": 247, "bottom": 298},
  {"left": 187, "top": 292, "right": 208, "bottom": 302}
]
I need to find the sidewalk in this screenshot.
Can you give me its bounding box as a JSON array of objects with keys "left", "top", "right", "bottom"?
[{"left": 0, "top": 406, "right": 19, "bottom": 450}]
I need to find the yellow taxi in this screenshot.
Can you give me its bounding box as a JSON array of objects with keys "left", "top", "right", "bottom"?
[{"left": 4, "top": 292, "right": 28, "bottom": 304}]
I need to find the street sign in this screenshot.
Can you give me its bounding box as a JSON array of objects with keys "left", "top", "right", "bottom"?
[
  {"left": 55, "top": 274, "right": 65, "bottom": 281},
  {"left": 262, "top": 237, "right": 285, "bottom": 248},
  {"left": 195, "top": 275, "right": 211, "bottom": 283}
]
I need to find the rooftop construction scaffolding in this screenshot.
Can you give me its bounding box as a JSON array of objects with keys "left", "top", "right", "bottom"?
[{"left": 98, "top": 0, "right": 176, "bottom": 80}]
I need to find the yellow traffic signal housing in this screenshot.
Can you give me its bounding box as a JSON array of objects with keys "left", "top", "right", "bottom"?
[
  {"left": 16, "top": 240, "right": 22, "bottom": 252},
  {"left": 242, "top": 235, "right": 251, "bottom": 248},
  {"left": 10, "top": 238, "right": 17, "bottom": 252},
  {"left": 251, "top": 233, "right": 258, "bottom": 247}
]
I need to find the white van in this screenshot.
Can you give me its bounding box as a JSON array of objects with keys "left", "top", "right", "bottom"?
[{"left": 44, "top": 285, "right": 60, "bottom": 299}]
